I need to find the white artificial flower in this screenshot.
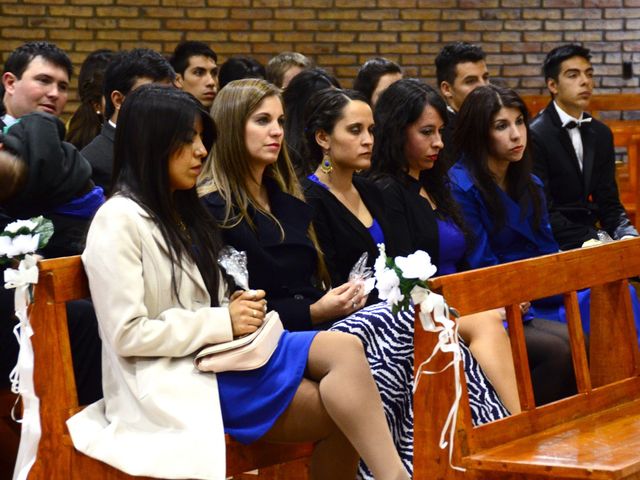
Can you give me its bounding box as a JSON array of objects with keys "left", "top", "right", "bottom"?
[
  {"left": 376, "top": 268, "right": 402, "bottom": 304},
  {"left": 0, "top": 236, "right": 13, "bottom": 257},
  {"left": 374, "top": 243, "right": 387, "bottom": 276},
  {"left": 10, "top": 234, "right": 40, "bottom": 256},
  {"left": 5, "top": 219, "right": 37, "bottom": 235},
  {"left": 395, "top": 250, "right": 437, "bottom": 281}
]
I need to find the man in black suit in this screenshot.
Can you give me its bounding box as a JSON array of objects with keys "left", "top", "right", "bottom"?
[
  {"left": 530, "top": 44, "right": 637, "bottom": 250},
  {"left": 435, "top": 42, "right": 489, "bottom": 165},
  {"left": 81, "top": 49, "right": 174, "bottom": 193}
]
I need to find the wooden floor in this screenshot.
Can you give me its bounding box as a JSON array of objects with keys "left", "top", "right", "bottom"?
[{"left": 466, "top": 398, "right": 640, "bottom": 479}]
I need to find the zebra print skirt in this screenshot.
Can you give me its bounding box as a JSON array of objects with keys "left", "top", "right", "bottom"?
[{"left": 329, "top": 302, "right": 509, "bottom": 478}]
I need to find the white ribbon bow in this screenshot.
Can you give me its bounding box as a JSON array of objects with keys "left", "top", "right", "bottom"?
[
  {"left": 411, "top": 285, "right": 466, "bottom": 473},
  {"left": 4, "top": 254, "right": 42, "bottom": 480}
]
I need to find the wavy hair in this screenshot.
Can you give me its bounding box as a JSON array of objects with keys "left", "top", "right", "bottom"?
[{"left": 369, "top": 78, "right": 471, "bottom": 240}]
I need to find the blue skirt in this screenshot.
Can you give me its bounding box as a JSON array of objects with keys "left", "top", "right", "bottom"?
[{"left": 216, "top": 329, "right": 317, "bottom": 444}]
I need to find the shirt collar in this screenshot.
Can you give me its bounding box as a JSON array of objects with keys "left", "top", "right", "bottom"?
[
  {"left": 553, "top": 101, "right": 585, "bottom": 127},
  {"left": 1, "top": 114, "right": 18, "bottom": 129}
]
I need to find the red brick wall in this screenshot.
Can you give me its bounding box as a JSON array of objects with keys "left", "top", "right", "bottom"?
[{"left": 1, "top": 0, "right": 638, "bottom": 116}]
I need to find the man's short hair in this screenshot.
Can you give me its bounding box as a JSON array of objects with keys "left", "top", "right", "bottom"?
[
  {"left": 169, "top": 41, "right": 218, "bottom": 76},
  {"left": 103, "top": 48, "right": 175, "bottom": 119},
  {"left": 435, "top": 42, "right": 486, "bottom": 85},
  {"left": 353, "top": 57, "right": 402, "bottom": 103},
  {"left": 2, "top": 41, "right": 73, "bottom": 80},
  {"left": 265, "top": 52, "right": 312, "bottom": 87},
  {"left": 542, "top": 44, "right": 592, "bottom": 82}
]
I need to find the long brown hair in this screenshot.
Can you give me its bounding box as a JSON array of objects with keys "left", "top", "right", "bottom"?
[{"left": 198, "top": 78, "right": 331, "bottom": 287}]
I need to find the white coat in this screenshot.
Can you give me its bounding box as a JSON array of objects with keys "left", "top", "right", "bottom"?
[{"left": 67, "top": 196, "right": 234, "bottom": 479}]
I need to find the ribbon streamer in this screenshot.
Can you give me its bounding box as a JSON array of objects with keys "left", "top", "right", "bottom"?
[
  {"left": 411, "top": 286, "right": 466, "bottom": 473},
  {"left": 4, "top": 255, "right": 41, "bottom": 480}
]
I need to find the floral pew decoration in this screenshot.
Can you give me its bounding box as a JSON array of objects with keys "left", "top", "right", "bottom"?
[
  {"left": 373, "top": 245, "right": 465, "bottom": 472},
  {"left": 1, "top": 216, "right": 53, "bottom": 480}
]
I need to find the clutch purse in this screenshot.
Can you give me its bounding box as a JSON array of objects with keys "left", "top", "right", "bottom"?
[{"left": 195, "top": 310, "right": 284, "bottom": 373}]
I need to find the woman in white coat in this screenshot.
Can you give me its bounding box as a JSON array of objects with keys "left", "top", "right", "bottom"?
[{"left": 67, "top": 84, "right": 408, "bottom": 480}]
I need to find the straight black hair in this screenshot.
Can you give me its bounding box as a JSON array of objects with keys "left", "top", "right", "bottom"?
[{"left": 113, "top": 84, "right": 225, "bottom": 304}]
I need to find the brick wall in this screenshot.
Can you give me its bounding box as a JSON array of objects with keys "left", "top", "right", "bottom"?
[{"left": 1, "top": 0, "right": 638, "bottom": 117}]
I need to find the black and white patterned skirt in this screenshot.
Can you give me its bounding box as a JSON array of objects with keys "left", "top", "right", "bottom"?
[{"left": 330, "top": 302, "right": 509, "bottom": 478}]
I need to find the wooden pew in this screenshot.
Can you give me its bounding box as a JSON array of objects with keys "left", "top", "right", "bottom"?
[
  {"left": 610, "top": 124, "right": 640, "bottom": 228},
  {"left": 414, "top": 238, "right": 640, "bottom": 479},
  {"left": 5, "top": 256, "right": 312, "bottom": 479},
  {"left": 522, "top": 93, "right": 640, "bottom": 121}
]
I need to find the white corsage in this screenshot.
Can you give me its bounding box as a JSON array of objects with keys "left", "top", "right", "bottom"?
[
  {"left": 373, "top": 244, "right": 465, "bottom": 472},
  {"left": 2, "top": 216, "right": 53, "bottom": 480}
]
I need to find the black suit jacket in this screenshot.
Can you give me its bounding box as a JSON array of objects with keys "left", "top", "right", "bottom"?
[
  {"left": 82, "top": 122, "right": 115, "bottom": 193},
  {"left": 202, "top": 180, "right": 323, "bottom": 331},
  {"left": 303, "top": 176, "right": 398, "bottom": 304},
  {"left": 373, "top": 173, "right": 440, "bottom": 264},
  {"left": 530, "top": 102, "right": 637, "bottom": 250}
]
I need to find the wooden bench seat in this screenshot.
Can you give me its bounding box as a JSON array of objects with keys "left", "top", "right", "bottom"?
[
  {"left": 4, "top": 255, "right": 312, "bottom": 479},
  {"left": 414, "top": 238, "right": 640, "bottom": 480}
]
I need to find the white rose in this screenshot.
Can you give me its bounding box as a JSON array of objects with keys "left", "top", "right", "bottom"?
[
  {"left": 376, "top": 268, "right": 403, "bottom": 305},
  {"left": 374, "top": 244, "right": 387, "bottom": 276},
  {"left": 395, "top": 250, "right": 437, "bottom": 281},
  {"left": 0, "top": 236, "right": 13, "bottom": 257},
  {"left": 10, "top": 234, "right": 40, "bottom": 256},
  {"left": 5, "top": 219, "right": 37, "bottom": 235}
]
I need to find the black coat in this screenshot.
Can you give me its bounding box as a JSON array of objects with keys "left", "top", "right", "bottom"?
[
  {"left": 531, "top": 102, "right": 637, "bottom": 250},
  {"left": 82, "top": 122, "right": 115, "bottom": 193},
  {"left": 303, "top": 176, "right": 397, "bottom": 304},
  {"left": 373, "top": 173, "right": 440, "bottom": 264},
  {"left": 202, "top": 181, "right": 323, "bottom": 331}
]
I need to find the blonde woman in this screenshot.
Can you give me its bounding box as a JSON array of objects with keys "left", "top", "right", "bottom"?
[{"left": 199, "top": 79, "right": 408, "bottom": 480}]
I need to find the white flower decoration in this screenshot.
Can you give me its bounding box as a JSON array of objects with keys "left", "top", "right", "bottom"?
[
  {"left": 10, "top": 234, "right": 40, "bottom": 257},
  {"left": 374, "top": 243, "right": 387, "bottom": 276},
  {"left": 395, "top": 250, "right": 437, "bottom": 281},
  {"left": 5, "top": 219, "right": 38, "bottom": 235},
  {"left": 376, "top": 267, "right": 403, "bottom": 304},
  {"left": 0, "top": 236, "right": 13, "bottom": 257}
]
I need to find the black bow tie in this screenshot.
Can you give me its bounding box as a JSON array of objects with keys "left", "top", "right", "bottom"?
[{"left": 563, "top": 118, "right": 592, "bottom": 129}]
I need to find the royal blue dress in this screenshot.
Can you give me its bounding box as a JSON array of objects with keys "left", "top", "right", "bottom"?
[
  {"left": 449, "top": 161, "right": 640, "bottom": 338},
  {"left": 216, "top": 330, "right": 317, "bottom": 443}
]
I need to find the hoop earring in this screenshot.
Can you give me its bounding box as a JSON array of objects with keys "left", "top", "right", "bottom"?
[{"left": 320, "top": 152, "right": 333, "bottom": 174}]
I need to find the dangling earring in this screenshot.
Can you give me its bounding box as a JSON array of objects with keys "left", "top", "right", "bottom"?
[{"left": 320, "top": 151, "right": 333, "bottom": 174}]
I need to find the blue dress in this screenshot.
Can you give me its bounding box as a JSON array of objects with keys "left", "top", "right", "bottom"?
[
  {"left": 217, "top": 330, "right": 317, "bottom": 443},
  {"left": 449, "top": 161, "right": 640, "bottom": 337}
]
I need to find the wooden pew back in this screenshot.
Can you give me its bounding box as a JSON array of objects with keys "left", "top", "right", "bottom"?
[
  {"left": 23, "top": 256, "right": 312, "bottom": 479},
  {"left": 414, "top": 239, "right": 640, "bottom": 479},
  {"left": 522, "top": 93, "right": 640, "bottom": 121}
]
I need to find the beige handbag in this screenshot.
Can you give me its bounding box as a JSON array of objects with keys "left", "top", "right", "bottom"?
[{"left": 195, "top": 311, "right": 284, "bottom": 373}]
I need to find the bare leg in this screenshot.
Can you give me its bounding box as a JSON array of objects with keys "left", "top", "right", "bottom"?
[
  {"left": 458, "top": 310, "right": 521, "bottom": 414},
  {"left": 307, "top": 331, "right": 408, "bottom": 480},
  {"left": 264, "top": 331, "right": 408, "bottom": 479},
  {"left": 262, "top": 378, "right": 359, "bottom": 479}
]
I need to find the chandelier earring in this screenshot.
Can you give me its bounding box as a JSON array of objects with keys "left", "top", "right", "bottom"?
[{"left": 320, "top": 150, "right": 333, "bottom": 174}]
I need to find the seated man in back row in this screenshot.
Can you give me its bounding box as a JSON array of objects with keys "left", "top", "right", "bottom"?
[{"left": 531, "top": 43, "right": 638, "bottom": 250}]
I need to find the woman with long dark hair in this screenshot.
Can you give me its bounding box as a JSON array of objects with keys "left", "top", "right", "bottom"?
[
  {"left": 283, "top": 68, "right": 341, "bottom": 179},
  {"left": 69, "top": 84, "right": 409, "bottom": 480},
  {"left": 449, "top": 84, "right": 582, "bottom": 405},
  {"left": 368, "top": 78, "right": 520, "bottom": 413}
]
